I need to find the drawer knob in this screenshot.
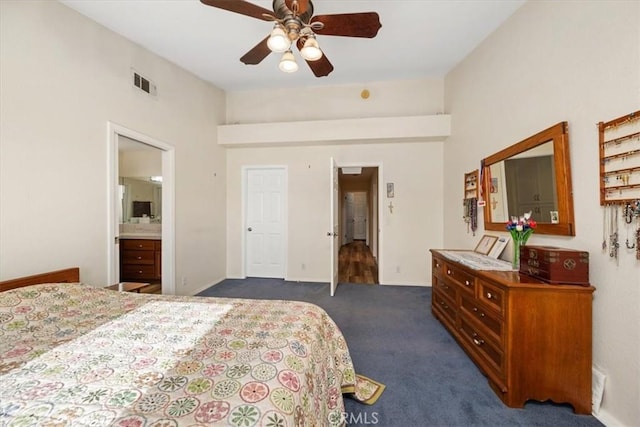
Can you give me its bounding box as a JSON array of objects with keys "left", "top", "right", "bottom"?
[
  {"left": 486, "top": 292, "right": 493, "bottom": 299},
  {"left": 447, "top": 269, "right": 452, "bottom": 275},
  {"left": 473, "top": 337, "right": 485, "bottom": 346},
  {"left": 137, "top": 256, "right": 142, "bottom": 260},
  {"left": 138, "top": 245, "right": 143, "bottom": 248},
  {"left": 471, "top": 333, "right": 485, "bottom": 346},
  {"left": 473, "top": 307, "right": 486, "bottom": 317},
  {"left": 465, "top": 280, "right": 471, "bottom": 286},
  {"left": 436, "top": 262, "right": 440, "bottom": 267}
]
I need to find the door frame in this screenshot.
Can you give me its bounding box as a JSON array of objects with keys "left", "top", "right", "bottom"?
[
  {"left": 107, "top": 121, "right": 176, "bottom": 294},
  {"left": 330, "top": 158, "right": 339, "bottom": 296},
  {"left": 241, "top": 165, "right": 288, "bottom": 279},
  {"left": 333, "top": 161, "right": 384, "bottom": 285}
]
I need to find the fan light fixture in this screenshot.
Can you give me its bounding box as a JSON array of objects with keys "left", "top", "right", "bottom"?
[
  {"left": 278, "top": 50, "right": 299, "bottom": 73},
  {"left": 201, "top": 0, "right": 382, "bottom": 78},
  {"left": 300, "top": 36, "right": 322, "bottom": 61},
  {"left": 266, "top": 21, "right": 323, "bottom": 72},
  {"left": 267, "top": 25, "right": 291, "bottom": 52}
]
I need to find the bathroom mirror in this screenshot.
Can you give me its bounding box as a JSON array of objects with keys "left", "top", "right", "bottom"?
[
  {"left": 482, "top": 122, "right": 575, "bottom": 236},
  {"left": 120, "top": 176, "right": 162, "bottom": 223}
]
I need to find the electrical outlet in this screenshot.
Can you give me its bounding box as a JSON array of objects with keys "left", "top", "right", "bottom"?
[
  {"left": 181, "top": 277, "right": 187, "bottom": 287},
  {"left": 301, "top": 263, "right": 306, "bottom": 271},
  {"left": 396, "top": 265, "right": 400, "bottom": 273}
]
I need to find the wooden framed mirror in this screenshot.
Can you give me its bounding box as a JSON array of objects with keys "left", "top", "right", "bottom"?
[{"left": 482, "top": 122, "right": 575, "bottom": 236}]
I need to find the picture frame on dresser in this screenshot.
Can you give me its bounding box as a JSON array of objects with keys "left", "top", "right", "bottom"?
[
  {"left": 487, "top": 236, "right": 509, "bottom": 258},
  {"left": 474, "top": 235, "right": 498, "bottom": 255}
]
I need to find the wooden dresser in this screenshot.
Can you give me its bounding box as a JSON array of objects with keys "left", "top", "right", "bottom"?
[
  {"left": 120, "top": 239, "right": 161, "bottom": 282},
  {"left": 430, "top": 249, "right": 594, "bottom": 414}
]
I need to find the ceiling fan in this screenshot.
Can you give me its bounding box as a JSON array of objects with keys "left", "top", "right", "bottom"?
[{"left": 200, "top": 0, "right": 382, "bottom": 77}]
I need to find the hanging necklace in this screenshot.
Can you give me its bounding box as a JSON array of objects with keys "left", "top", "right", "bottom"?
[
  {"left": 469, "top": 197, "right": 477, "bottom": 236},
  {"left": 625, "top": 205, "right": 636, "bottom": 250},
  {"left": 636, "top": 220, "right": 640, "bottom": 260},
  {"left": 463, "top": 199, "right": 471, "bottom": 233},
  {"left": 609, "top": 205, "right": 619, "bottom": 262},
  {"left": 463, "top": 198, "right": 478, "bottom": 236}
]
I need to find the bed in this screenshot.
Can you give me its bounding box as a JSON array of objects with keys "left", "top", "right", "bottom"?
[{"left": 0, "top": 268, "right": 381, "bottom": 426}]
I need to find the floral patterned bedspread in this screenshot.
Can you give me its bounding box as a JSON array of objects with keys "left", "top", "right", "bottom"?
[{"left": 0, "top": 283, "right": 356, "bottom": 426}]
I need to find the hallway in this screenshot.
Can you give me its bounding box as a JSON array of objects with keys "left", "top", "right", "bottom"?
[{"left": 338, "top": 240, "right": 378, "bottom": 284}]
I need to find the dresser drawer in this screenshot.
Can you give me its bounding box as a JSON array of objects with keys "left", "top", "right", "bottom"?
[
  {"left": 444, "top": 262, "right": 475, "bottom": 294},
  {"left": 433, "top": 275, "right": 457, "bottom": 302},
  {"left": 433, "top": 290, "right": 457, "bottom": 327},
  {"left": 432, "top": 257, "right": 444, "bottom": 279},
  {"left": 460, "top": 316, "right": 505, "bottom": 379},
  {"left": 460, "top": 294, "right": 503, "bottom": 346},
  {"left": 121, "top": 239, "right": 155, "bottom": 251},
  {"left": 121, "top": 265, "right": 156, "bottom": 279},
  {"left": 477, "top": 280, "right": 505, "bottom": 314},
  {"left": 121, "top": 250, "right": 155, "bottom": 265}
]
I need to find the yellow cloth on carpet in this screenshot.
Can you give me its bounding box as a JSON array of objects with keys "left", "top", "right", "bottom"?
[{"left": 342, "top": 374, "right": 386, "bottom": 405}]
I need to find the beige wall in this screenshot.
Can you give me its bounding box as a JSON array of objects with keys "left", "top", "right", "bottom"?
[
  {"left": 119, "top": 149, "right": 162, "bottom": 177},
  {"left": 0, "top": 0, "right": 227, "bottom": 294},
  {"left": 224, "top": 79, "right": 446, "bottom": 286},
  {"left": 444, "top": 1, "right": 640, "bottom": 425},
  {"left": 226, "top": 142, "right": 444, "bottom": 285},
  {"left": 226, "top": 78, "right": 445, "bottom": 124}
]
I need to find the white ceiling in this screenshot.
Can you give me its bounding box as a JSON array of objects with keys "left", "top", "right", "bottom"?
[{"left": 59, "top": 0, "right": 525, "bottom": 92}]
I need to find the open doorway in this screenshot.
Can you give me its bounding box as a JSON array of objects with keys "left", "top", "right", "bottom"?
[
  {"left": 107, "top": 122, "right": 175, "bottom": 295},
  {"left": 338, "top": 167, "right": 379, "bottom": 285}
]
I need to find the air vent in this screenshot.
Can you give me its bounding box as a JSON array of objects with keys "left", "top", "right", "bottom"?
[{"left": 132, "top": 71, "right": 157, "bottom": 96}]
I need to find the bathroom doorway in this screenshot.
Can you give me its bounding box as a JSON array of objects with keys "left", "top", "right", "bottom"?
[{"left": 107, "top": 122, "right": 175, "bottom": 294}]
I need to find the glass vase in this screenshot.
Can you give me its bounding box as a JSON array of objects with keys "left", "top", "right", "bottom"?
[{"left": 512, "top": 239, "right": 521, "bottom": 270}]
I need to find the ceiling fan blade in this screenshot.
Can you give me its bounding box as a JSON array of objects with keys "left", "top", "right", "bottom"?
[
  {"left": 296, "top": 39, "right": 334, "bottom": 77},
  {"left": 311, "top": 12, "right": 382, "bottom": 38},
  {"left": 240, "top": 36, "right": 272, "bottom": 65},
  {"left": 200, "top": 0, "right": 274, "bottom": 21},
  {"left": 285, "top": 0, "right": 310, "bottom": 15}
]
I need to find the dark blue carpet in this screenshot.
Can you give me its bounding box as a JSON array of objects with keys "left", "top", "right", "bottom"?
[{"left": 199, "top": 279, "right": 603, "bottom": 427}]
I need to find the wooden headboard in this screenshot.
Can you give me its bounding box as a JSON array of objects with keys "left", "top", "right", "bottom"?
[{"left": 0, "top": 267, "right": 80, "bottom": 292}]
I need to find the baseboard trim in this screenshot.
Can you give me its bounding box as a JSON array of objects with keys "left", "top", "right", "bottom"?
[
  {"left": 593, "top": 407, "right": 627, "bottom": 426},
  {"left": 379, "top": 281, "right": 431, "bottom": 287},
  {"left": 189, "top": 278, "right": 225, "bottom": 296}
]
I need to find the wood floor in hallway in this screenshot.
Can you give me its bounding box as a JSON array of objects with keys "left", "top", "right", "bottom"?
[{"left": 339, "top": 240, "right": 378, "bottom": 285}]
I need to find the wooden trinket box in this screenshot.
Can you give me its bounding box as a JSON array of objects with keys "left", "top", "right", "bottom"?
[{"left": 519, "top": 245, "right": 589, "bottom": 285}]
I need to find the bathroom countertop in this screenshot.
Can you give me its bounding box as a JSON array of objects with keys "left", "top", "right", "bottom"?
[{"left": 119, "top": 233, "right": 161, "bottom": 240}]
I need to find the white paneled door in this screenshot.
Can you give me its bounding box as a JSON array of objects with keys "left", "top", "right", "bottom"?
[
  {"left": 246, "top": 168, "right": 286, "bottom": 278},
  {"left": 353, "top": 192, "right": 367, "bottom": 240}
]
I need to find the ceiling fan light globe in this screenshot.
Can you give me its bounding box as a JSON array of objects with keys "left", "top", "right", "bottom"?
[
  {"left": 267, "top": 26, "right": 291, "bottom": 52},
  {"left": 279, "top": 50, "right": 299, "bottom": 73},
  {"left": 300, "top": 38, "right": 322, "bottom": 61}
]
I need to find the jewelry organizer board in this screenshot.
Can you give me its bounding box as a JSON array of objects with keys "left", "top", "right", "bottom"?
[
  {"left": 598, "top": 110, "right": 640, "bottom": 260},
  {"left": 599, "top": 110, "right": 640, "bottom": 204}
]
